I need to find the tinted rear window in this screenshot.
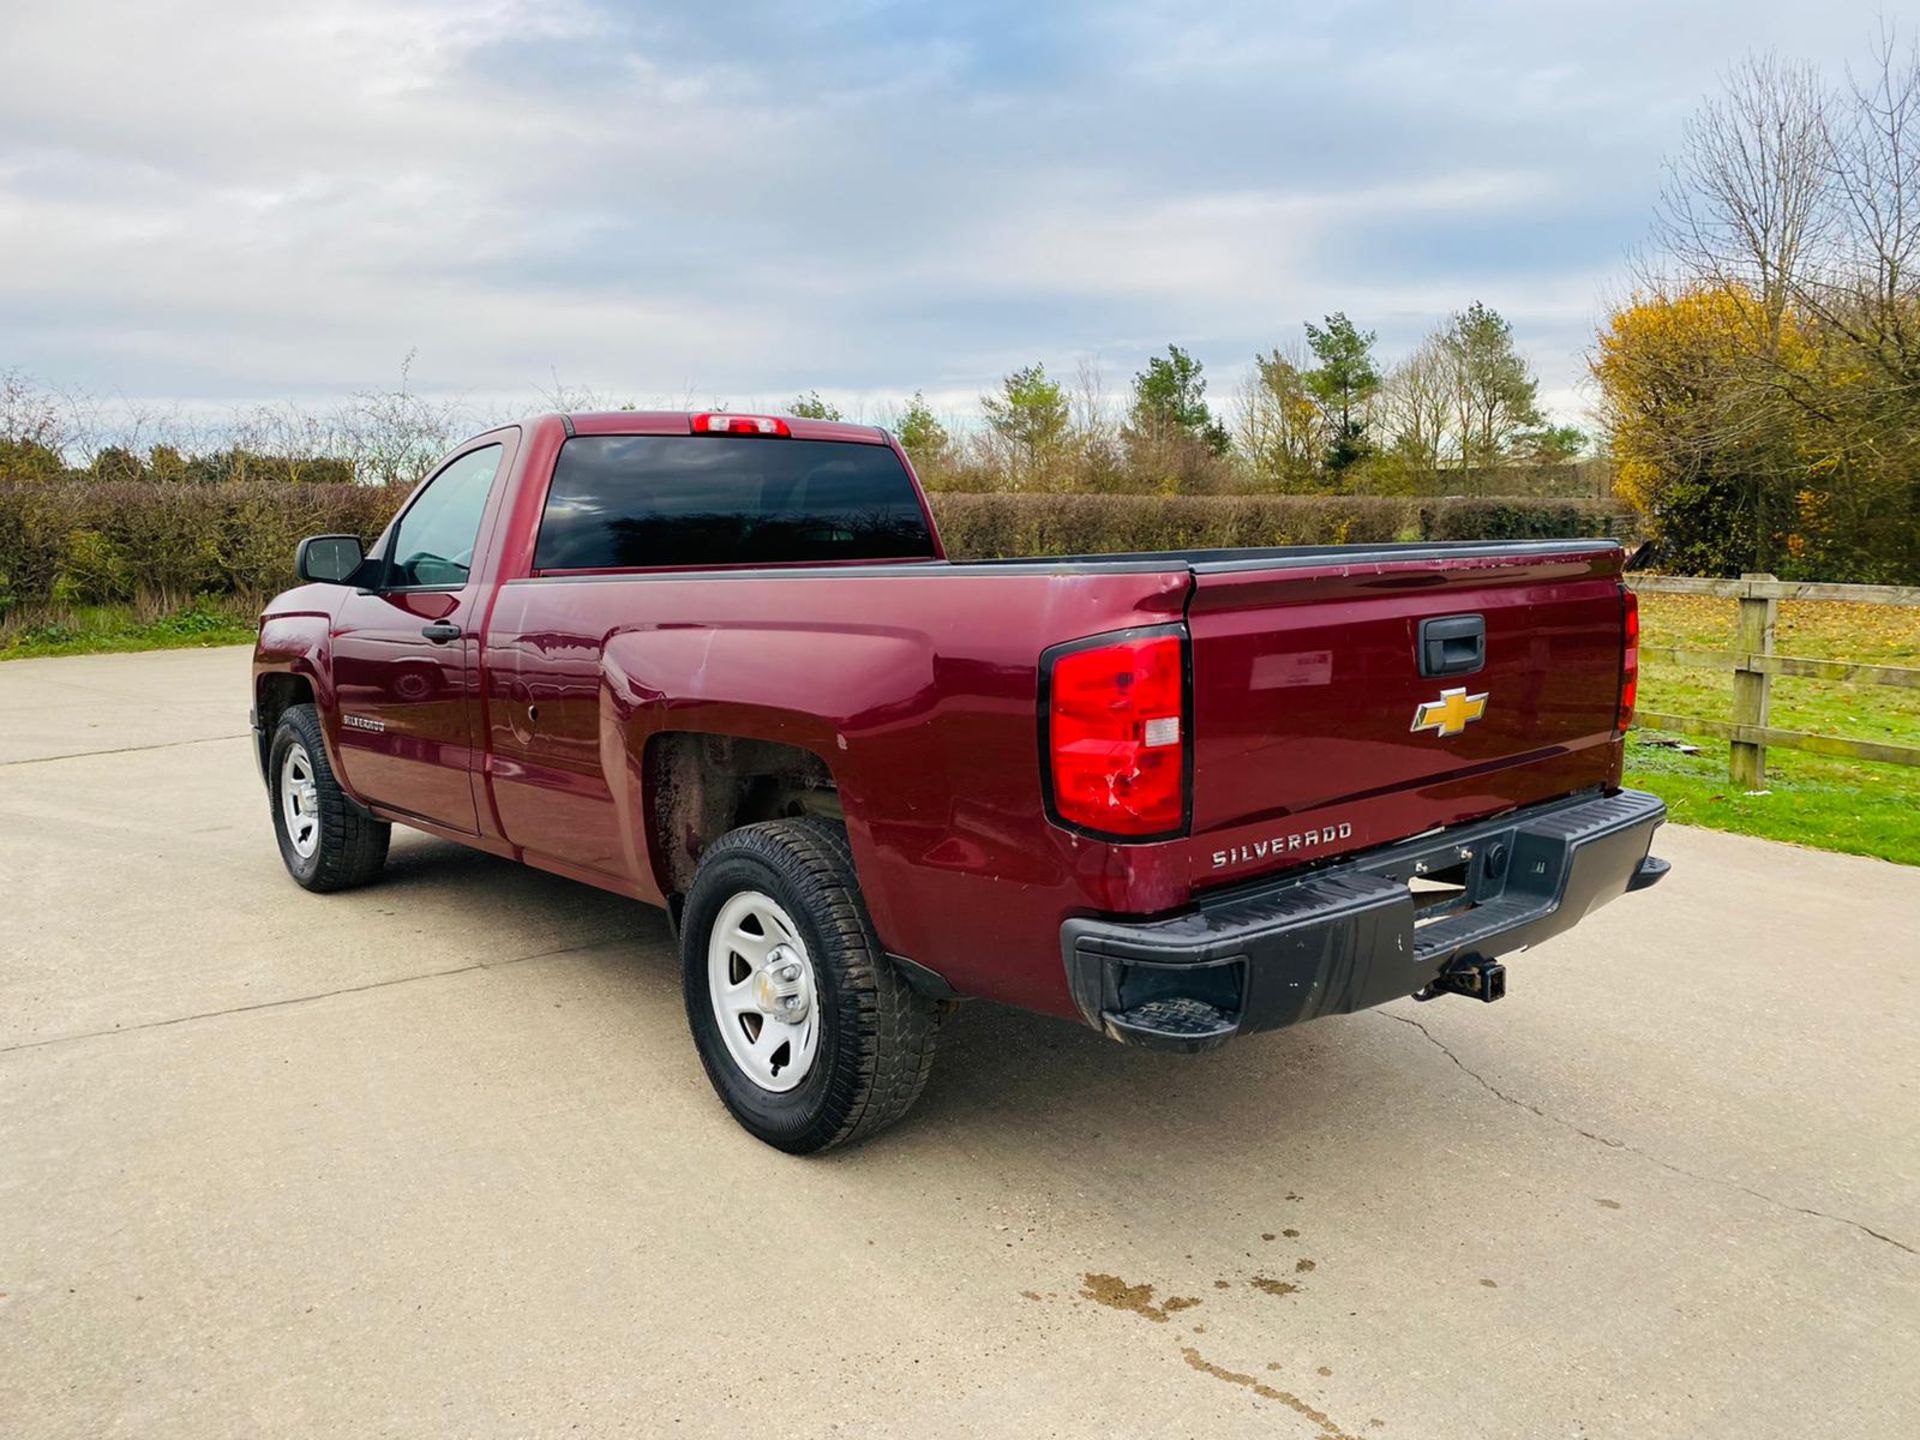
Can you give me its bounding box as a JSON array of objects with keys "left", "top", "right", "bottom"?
[{"left": 533, "top": 435, "right": 935, "bottom": 571}]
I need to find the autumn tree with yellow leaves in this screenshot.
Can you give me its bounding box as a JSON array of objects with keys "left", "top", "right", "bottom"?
[
  {"left": 1594, "top": 35, "right": 1920, "bottom": 584},
  {"left": 1592, "top": 285, "right": 1821, "bottom": 575}
]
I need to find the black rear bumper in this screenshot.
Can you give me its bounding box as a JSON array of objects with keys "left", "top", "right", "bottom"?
[{"left": 1060, "top": 788, "right": 1667, "bottom": 1052}]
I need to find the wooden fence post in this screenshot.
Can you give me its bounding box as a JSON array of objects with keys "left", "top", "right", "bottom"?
[{"left": 1730, "top": 573, "right": 1778, "bottom": 788}]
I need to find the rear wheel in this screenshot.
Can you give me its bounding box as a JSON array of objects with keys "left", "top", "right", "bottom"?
[
  {"left": 681, "top": 819, "right": 942, "bottom": 1153},
  {"left": 269, "top": 703, "right": 390, "bottom": 892}
]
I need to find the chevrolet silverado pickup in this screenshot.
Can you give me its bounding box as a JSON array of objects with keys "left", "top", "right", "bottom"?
[{"left": 252, "top": 410, "right": 1668, "bottom": 1152}]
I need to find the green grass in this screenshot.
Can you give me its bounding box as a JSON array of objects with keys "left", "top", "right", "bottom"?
[
  {"left": 0, "top": 597, "right": 258, "bottom": 660},
  {"left": 1625, "top": 732, "right": 1920, "bottom": 866},
  {"left": 1628, "top": 592, "right": 1920, "bottom": 866}
]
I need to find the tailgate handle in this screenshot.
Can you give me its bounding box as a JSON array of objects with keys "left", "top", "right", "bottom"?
[{"left": 1419, "top": 614, "right": 1485, "bottom": 677}]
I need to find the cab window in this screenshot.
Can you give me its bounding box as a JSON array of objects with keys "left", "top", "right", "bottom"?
[
  {"left": 384, "top": 445, "right": 502, "bottom": 589},
  {"left": 533, "top": 436, "right": 934, "bottom": 571}
]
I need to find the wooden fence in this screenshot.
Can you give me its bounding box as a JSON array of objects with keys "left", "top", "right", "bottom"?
[{"left": 1628, "top": 572, "right": 1920, "bottom": 785}]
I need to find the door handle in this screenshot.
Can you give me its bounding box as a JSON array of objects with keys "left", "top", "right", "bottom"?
[
  {"left": 1418, "top": 614, "right": 1485, "bottom": 677},
  {"left": 421, "top": 622, "right": 463, "bottom": 644}
]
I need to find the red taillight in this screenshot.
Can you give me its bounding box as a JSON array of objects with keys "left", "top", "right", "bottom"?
[
  {"left": 1046, "top": 631, "right": 1187, "bottom": 838},
  {"left": 691, "top": 412, "right": 791, "bottom": 437},
  {"left": 1617, "top": 588, "right": 1639, "bottom": 733}
]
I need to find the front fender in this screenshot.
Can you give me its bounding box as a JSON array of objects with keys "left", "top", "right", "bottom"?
[{"left": 253, "top": 601, "right": 360, "bottom": 803}]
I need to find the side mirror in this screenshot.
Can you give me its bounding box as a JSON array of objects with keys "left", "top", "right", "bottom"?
[{"left": 296, "top": 534, "right": 366, "bottom": 585}]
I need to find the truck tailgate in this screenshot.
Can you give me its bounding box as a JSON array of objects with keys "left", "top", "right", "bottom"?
[{"left": 1185, "top": 543, "right": 1627, "bottom": 884}]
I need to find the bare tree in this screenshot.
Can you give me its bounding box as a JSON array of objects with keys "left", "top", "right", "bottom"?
[
  {"left": 228, "top": 400, "right": 354, "bottom": 483},
  {"left": 535, "top": 371, "right": 620, "bottom": 414},
  {"left": 1068, "top": 358, "right": 1116, "bottom": 445},
  {"left": 0, "top": 369, "right": 76, "bottom": 479},
  {"left": 0, "top": 369, "right": 69, "bottom": 451},
  {"left": 1812, "top": 29, "right": 1920, "bottom": 376},
  {"left": 1066, "top": 358, "right": 1128, "bottom": 490},
  {"left": 1376, "top": 339, "right": 1456, "bottom": 477},
  {"left": 1652, "top": 50, "right": 1833, "bottom": 350},
  {"left": 338, "top": 352, "right": 468, "bottom": 486}
]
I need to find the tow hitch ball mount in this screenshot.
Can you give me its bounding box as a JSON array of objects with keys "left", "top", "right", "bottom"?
[{"left": 1414, "top": 958, "right": 1507, "bottom": 1004}]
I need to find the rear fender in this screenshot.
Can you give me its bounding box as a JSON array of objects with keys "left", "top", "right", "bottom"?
[{"left": 601, "top": 624, "right": 931, "bottom": 934}]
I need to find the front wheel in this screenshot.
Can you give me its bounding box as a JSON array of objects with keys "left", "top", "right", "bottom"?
[
  {"left": 680, "top": 819, "right": 942, "bottom": 1153},
  {"left": 268, "top": 703, "right": 390, "bottom": 892}
]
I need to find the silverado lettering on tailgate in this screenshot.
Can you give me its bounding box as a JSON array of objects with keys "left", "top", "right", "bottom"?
[{"left": 1212, "top": 821, "right": 1356, "bottom": 871}]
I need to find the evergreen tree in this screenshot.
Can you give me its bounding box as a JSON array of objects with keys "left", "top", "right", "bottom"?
[{"left": 1304, "top": 313, "right": 1381, "bottom": 473}]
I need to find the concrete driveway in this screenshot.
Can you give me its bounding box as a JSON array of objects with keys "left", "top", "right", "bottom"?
[{"left": 2, "top": 646, "right": 1916, "bottom": 1439}]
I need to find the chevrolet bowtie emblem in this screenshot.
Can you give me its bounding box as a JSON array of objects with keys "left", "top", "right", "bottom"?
[{"left": 1411, "top": 687, "right": 1489, "bottom": 738}]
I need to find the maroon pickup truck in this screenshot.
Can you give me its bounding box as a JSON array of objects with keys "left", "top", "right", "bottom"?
[{"left": 252, "top": 410, "right": 1667, "bottom": 1151}]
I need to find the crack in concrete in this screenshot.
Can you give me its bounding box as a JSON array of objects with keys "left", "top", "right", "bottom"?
[
  {"left": 1378, "top": 1009, "right": 1917, "bottom": 1257},
  {"left": 0, "top": 732, "right": 250, "bottom": 768},
  {"left": 0, "top": 934, "right": 640, "bottom": 1057}
]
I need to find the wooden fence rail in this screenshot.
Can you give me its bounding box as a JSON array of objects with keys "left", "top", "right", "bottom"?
[
  {"left": 1627, "top": 572, "right": 1920, "bottom": 783},
  {"left": 1627, "top": 574, "right": 1920, "bottom": 607}
]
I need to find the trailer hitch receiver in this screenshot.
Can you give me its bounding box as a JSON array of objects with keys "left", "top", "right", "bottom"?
[{"left": 1415, "top": 958, "right": 1507, "bottom": 1004}]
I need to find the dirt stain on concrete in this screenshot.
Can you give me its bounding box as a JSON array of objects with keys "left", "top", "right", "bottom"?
[
  {"left": 1180, "top": 1348, "right": 1360, "bottom": 1439},
  {"left": 1080, "top": 1273, "right": 1200, "bottom": 1324},
  {"left": 1282, "top": 1228, "right": 1301, "bottom": 1238},
  {"left": 1479, "top": 1278, "right": 1499, "bottom": 1288},
  {"left": 1250, "top": 1274, "right": 1301, "bottom": 1297},
  {"left": 1296, "top": 1258, "right": 1317, "bottom": 1273},
  {"left": 1595, "top": 1198, "right": 1623, "bottom": 1210}
]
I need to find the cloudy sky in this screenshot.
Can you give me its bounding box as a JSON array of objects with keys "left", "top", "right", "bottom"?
[{"left": 0, "top": 0, "right": 1899, "bottom": 429}]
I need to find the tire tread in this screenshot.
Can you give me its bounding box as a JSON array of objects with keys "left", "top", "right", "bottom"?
[
  {"left": 272, "top": 704, "right": 390, "bottom": 892},
  {"left": 683, "top": 818, "right": 941, "bottom": 1152}
]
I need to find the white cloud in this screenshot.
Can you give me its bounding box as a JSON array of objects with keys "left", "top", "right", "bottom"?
[{"left": 0, "top": 0, "right": 1906, "bottom": 429}]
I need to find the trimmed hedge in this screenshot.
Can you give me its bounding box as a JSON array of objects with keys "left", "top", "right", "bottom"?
[
  {"left": 1416, "top": 497, "right": 1637, "bottom": 544},
  {"left": 0, "top": 482, "right": 1636, "bottom": 612},
  {"left": 0, "top": 481, "right": 403, "bottom": 611},
  {"left": 930, "top": 492, "right": 1635, "bottom": 558}
]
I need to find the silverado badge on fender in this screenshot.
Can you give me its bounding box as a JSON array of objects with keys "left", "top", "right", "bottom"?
[{"left": 1411, "top": 687, "right": 1488, "bottom": 738}]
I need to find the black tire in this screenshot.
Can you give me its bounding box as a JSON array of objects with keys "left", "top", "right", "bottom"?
[
  {"left": 681, "top": 818, "right": 942, "bottom": 1154},
  {"left": 268, "top": 703, "right": 390, "bottom": 893}
]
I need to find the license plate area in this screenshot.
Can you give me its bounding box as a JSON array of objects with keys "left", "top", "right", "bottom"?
[
  {"left": 1407, "top": 862, "right": 1474, "bottom": 927},
  {"left": 1362, "top": 836, "right": 1511, "bottom": 929}
]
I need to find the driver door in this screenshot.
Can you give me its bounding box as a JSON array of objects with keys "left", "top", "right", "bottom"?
[{"left": 329, "top": 440, "right": 507, "bottom": 833}]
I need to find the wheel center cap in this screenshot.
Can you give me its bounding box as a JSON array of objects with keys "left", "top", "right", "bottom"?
[{"left": 753, "top": 945, "right": 812, "bottom": 1024}]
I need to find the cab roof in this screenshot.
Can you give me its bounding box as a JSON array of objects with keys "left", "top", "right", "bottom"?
[{"left": 554, "top": 411, "right": 891, "bottom": 445}]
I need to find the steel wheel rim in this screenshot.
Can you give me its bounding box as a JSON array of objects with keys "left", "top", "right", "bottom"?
[
  {"left": 707, "top": 890, "right": 820, "bottom": 1093},
  {"left": 280, "top": 742, "right": 321, "bottom": 860}
]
